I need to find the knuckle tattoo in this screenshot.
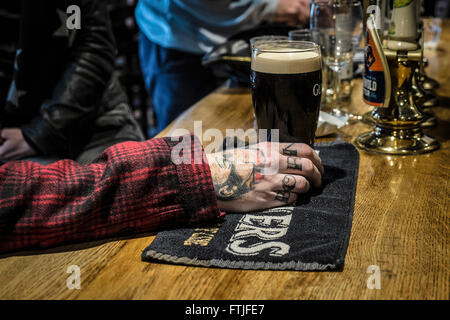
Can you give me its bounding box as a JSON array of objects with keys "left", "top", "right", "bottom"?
[
  {"left": 275, "top": 174, "right": 296, "bottom": 203},
  {"left": 287, "top": 156, "right": 302, "bottom": 171},
  {"left": 282, "top": 143, "right": 297, "bottom": 156}
]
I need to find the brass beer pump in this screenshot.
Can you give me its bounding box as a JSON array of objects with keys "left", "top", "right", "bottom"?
[
  {"left": 356, "top": 0, "right": 439, "bottom": 155},
  {"left": 412, "top": 41, "right": 438, "bottom": 128},
  {"left": 416, "top": 58, "right": 440, "bottom": 93},
  {"left": 412, "top": 43, "right": 438, "bottom": 111}
]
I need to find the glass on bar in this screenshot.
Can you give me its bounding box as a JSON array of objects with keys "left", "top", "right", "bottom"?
[
  {"left": 289, "top": 29, "right": 312, "bottom": 41},
  {"left": 249, "top": 35, "right": 289, "bottom": 50},
  {"left": 250, "top": 40, "right": 322, "bottom": 147},
  {"left": 310, "top": 0, "right": 362, "bottom": 116}
]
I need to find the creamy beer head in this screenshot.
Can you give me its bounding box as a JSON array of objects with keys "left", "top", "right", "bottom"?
[{"left": 251, "top": 45, "right": 321, "bottom": 74}]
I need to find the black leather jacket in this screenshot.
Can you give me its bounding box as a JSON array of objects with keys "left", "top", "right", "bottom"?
[{"left": 0, "top": 0, "right": 143, "bottom": 159}]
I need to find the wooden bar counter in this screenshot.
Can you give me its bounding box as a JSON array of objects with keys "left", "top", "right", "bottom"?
[{"left": 0, "top": 20, "right": 448, "bottom": 300}]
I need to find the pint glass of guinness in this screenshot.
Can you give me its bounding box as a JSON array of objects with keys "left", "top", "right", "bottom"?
[{"left": 251, "top": 40, "right": 322, "bottom": 146}]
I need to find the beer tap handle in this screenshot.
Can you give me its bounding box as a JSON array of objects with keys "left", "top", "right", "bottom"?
[{"left": 366, "top": 14, "right": 391, "bottom": 108}]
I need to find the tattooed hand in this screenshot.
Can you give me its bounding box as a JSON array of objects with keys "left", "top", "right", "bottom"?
[{"left": 206, "top": 142, "right": 323, "bottom": 212}]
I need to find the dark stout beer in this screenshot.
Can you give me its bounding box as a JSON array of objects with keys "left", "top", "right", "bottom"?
[{"left": 251, "top": 48, "right": 322, "bottom": 146}]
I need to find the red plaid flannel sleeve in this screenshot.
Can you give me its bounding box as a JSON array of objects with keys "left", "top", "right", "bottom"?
[{"left": 0, "top": 135, "right": 223, "bottom": 253}]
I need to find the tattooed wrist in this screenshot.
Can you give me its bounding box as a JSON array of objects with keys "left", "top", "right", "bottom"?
[{"left": 209, "top": 148, "right": 266, "bottom": 201}]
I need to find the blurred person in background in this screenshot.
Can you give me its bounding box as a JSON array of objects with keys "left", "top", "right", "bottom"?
[
  {"left": 135, "top": 0, "right": 311, "bottom": 136},
  {"left": 0, "top": 0, "right": 144, "bottom": 165}
]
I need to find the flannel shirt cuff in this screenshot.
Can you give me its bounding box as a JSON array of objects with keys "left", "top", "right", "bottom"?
[{"left": 162, "top": 134, "right": 225, "bottom": 226}]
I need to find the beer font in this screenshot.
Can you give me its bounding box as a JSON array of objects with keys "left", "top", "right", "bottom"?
[{"left": 356, "top": 0, "right": 439, "bottom": 155}]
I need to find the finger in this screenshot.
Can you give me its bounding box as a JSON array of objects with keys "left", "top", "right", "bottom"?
[
  {"left": 279, "top": 155, "right": 322, "bottom": 188},
  {"left": 274, "top": 174, "right": 311, "bottom": 194},
  {"left": 272, "top": 189, "right": 298, "bottom": 206},
  {"left": 279, "top": 143, "right": 324, "bottom": 174},
  {"left": 251, "top": 174, "right": 308, "bottom": 206}
]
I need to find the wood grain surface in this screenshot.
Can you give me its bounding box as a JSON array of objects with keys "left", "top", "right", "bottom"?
[{"left": 0, "top": 19, "right": 448, "bottom": 300}]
